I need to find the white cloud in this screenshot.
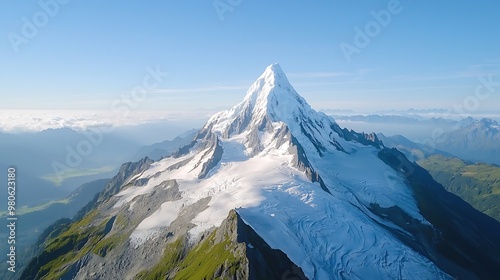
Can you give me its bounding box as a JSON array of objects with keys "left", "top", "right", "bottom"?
[{"left": 0, "top": 109, "right": 215, "bottom": 133}]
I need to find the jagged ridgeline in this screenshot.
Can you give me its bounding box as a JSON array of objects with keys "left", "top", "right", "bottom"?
[{"left": 22, "top": 64, "right": 500, "bottom": 279}]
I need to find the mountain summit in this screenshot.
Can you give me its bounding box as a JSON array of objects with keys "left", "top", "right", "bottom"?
[
  {"left": 207, "top": 63, "right": 350, "bottom": 160},
  {"left": 23, "top": 64, "right": 500, "bottom": 280},
  {"left": 208, "top": 63, "right": 330, "bottom": 134}
]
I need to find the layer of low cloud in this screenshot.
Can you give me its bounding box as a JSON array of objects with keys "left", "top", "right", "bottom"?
[{"left": 0, "top": 109, "right": 215, "bottom": 133}]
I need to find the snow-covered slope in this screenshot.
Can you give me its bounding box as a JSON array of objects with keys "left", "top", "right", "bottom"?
[{"left": 112, "top": 64, "right": 452, "bottom": 279}]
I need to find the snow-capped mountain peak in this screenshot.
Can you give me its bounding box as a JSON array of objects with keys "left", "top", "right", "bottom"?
[
  {"left": 243, "top": 62, "right": 297, "bottom": 105},
  {"left": 245, "top": 63, "right": 315, "bottom": 125},
  {"left": 207, "top": 63, "right": 307, "bottom": 134},
  {"left": 477, "top": 118, "right": 500, "bottom": 129},
  {"left": 205, "top": 63, "right": 347, "bottom": 160}
]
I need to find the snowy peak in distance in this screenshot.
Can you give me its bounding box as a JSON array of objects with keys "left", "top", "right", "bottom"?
[
  {"left": 458, "top": 117, "right": 499, "bottom": 130},
  {"left": 476, "top": 118, "right": 500, "bottom": 130}
]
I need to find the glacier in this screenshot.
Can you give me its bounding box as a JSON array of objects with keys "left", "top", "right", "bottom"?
[{"left": 113, "top": 63, "right": 451, "bottom": 279}]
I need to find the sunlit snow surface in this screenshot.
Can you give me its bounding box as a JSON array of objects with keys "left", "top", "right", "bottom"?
[{"left": 114, "top": 64, "right": 450, "bottom": 279}]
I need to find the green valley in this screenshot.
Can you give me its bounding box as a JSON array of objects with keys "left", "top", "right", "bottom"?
[{"left": 418, "top": 155, "right": 500, "bottom": 221}]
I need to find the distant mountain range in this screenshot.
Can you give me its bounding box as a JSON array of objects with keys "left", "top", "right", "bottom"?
[
  {"left": 0, "top": 128, "right": 140, "bottom": 206},
  {"left": 433, "top": 118, "right": 500, "bottom": 165},
  {"left": 132, "top": 129, "right": 197, "bottom": 161},
  {"left": 377, "top": 133, "right": 451, "bottom": 162},
  {"left": 337, "top": 114, "right": 500, "bottom": 165}
]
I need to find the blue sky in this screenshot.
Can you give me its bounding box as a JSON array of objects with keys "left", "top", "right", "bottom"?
[{"left": 1, "top": 0, "right": 500, "bottom": 115}]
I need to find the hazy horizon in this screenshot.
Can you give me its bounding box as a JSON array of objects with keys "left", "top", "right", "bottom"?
[{"left": 1, "top": 106, "right": 500, "bottom": 135}]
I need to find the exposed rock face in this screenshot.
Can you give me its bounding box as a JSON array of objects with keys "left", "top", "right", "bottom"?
[
  {"left": 341, "top": 128, "right": 383, "bottom": 149},
  {"left": 233, "top": 211, "right": 308, "bottom": 280},
  {"left": 197, "top": 134, "right": 224, "bottom": 179},
  {"left": 97, "top": 157, "right": 154, "bottom": 204},
  {"left": 287, "top": 132, "right": 331, "bottom": 194}
]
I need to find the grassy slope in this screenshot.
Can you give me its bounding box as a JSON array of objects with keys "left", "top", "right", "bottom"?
[
  {"left": 418, "top": 155, "right": 500, "bottom": 221},
  {"left": 20, "top": 210, "right": 113, "bottom": 279},
  {"left": 136, "top": 231, "right": 245, "bottom": 280},
  {"left": 25, "top": 211, "right": 247, "bottom": 280}
]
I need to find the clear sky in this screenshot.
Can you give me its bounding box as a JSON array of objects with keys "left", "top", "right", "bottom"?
[{"left": 1, "top": 0, "right": 500, "bottom": 117}]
